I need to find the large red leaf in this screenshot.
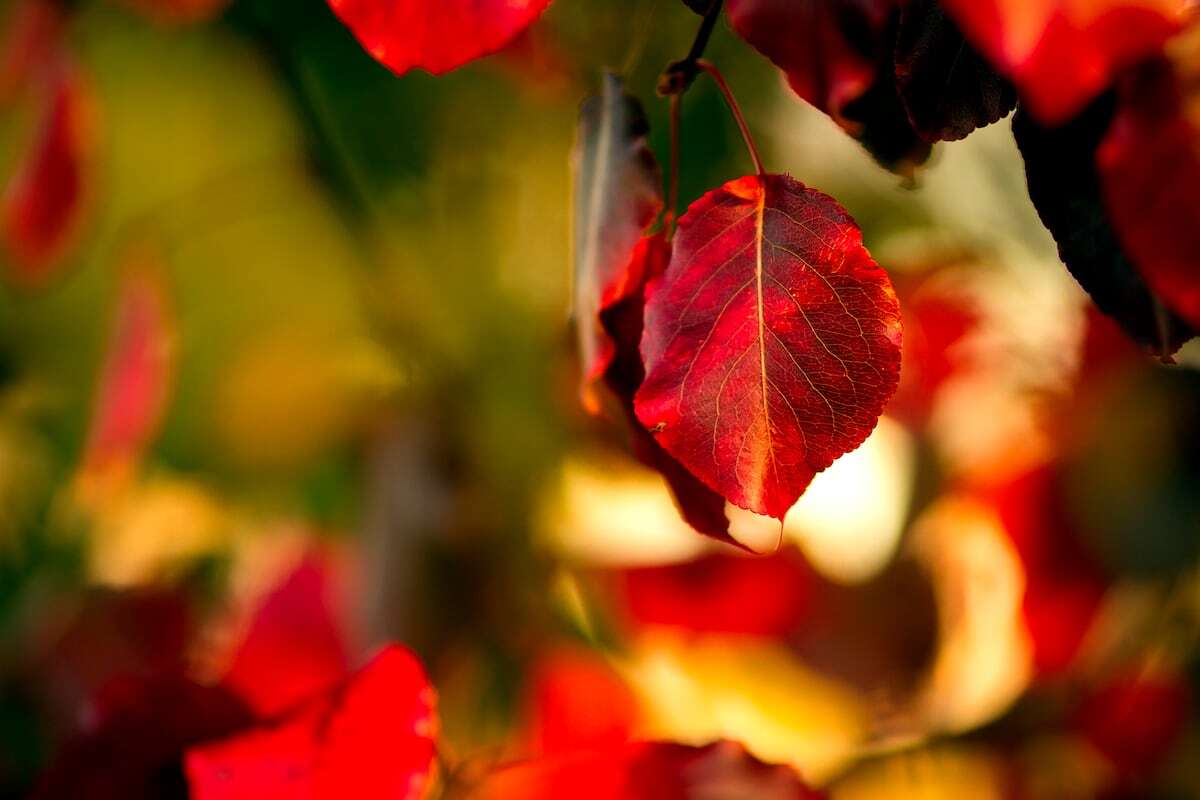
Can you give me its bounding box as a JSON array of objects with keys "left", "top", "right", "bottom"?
[
  {"left": 634, "top": 174, "right": 902, "bottom": 520},
  {"left": 1096, "top": 50, "right": 1200, "bottom": 330},
  {"left": 573, "top": 74, "right": 662, "bottom": 413},
  {"left": 473, "top": 740, "right": 825, "bottom": 799},
  {"left": 186, "top": 645, "right": 437, "bottom": 800},
  {"left": 0, "top": 0, "right": 63, "bottom": 103},
  {"left": 1, "top": 60, "right": 91, "bottom": 284},
  {"left": 938, "top": 0, "right": 1190, "bottom": 124},
  {"left": 326, "top": 0, "right": 553, "bottom": 76}
]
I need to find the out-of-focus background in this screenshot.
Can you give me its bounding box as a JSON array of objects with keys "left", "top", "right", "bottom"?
[{"left": 1, "top": 0, "right": 1199, "bottom": 797}]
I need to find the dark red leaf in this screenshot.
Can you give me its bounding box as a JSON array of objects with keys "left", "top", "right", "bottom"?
[
  {"left": 31, "top": 675, "right": 252, "bottom": 800},
  {"left": 1012, "top": 99, "right": 1195, "bottom": 356},
  {"left": 938, "top": 0, "right": 1190, "bottom": 124},
  {"left": 894, "top": 0, "right": 1017, "bottom": 142},
  {"left": 725, "top": 0, "right": 894, "bottom": 131},
  {"left": 222, "top": 552, "right": 351, "bottom": 717},
  {"left": 473, "top": 740, "right": 825, "bottom": 799},
  {"left": 614, "top": 548, "right": 811, "bottom": 636},
  {"left": 573, "top": 74, "right": 663, "bottom": 413},
  {"left": 327, "top": 0, "right": 554, "bottom": 76},
  {"left": 524, "top": 647, "right": 639, "bottom": 756},
  {"left": 634, "top": 174, "right": 902, "bottom": 520},
  {"left": 981, "top": 466, "right": 1108, "bottom": 677},
  {"left": 1, "top": 60, "right": 91, "bottom": 284},
  {"left": 1096, "top": 53, "right": 1200, "bottom": 330},
  {"left": 186, "top": 645, "right": 437, "bottom": 800},
  {"left": 726, "top": 0, "right": 930, "bottom": 174}
]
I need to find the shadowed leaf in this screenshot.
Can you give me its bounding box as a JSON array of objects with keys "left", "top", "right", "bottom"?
[
  {"left": 1013, "top": 100, "right": 1195, "bottom": 356},
  {"left": 1097, "top": 50, "right": 1200, "bottom": 330},
  {"left": 894, "top": 0, "right": 1016, "bottom": 142},
  {"left": 574, "top": 74, "right": 663, "bottom": 413}
]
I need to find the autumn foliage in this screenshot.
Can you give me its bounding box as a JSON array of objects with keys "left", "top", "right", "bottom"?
[{"left": 3, "top": 0, "right": 1200, "bottom": 798}]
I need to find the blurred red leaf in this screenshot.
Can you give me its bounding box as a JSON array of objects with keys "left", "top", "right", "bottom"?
[
  {"left": 573, "top": 74, "right": 663, "bottom": 413},
  {"left": 894, "top": 0, "right": 1017, "bottom": 142},
  {"left": 186, "top": 645, "right": 437, "bottom": 800},
  {"left": 474, "top": 739, "right": 824, "bottom": 799},
  {"left": 222, "top": 553, "right": 351, "bottom": 717},
  {"left": 634, "top": 174, "right": 902, "bottom": 520},
  {"left": 32, "top": 675, "right": 252, "bottom": 800},
  {"left": 37, "top": 588, "right": 194, "bottom": 721},
  {"left": 0, "top": 0, "right": 63, "bottom": 103},
  {"left": 939, "top": 0, "right": 1190, "bottom": 124},
  {"left": 614, "top": 548, "right": 811, "bottom": 637},
  {"left": 1096, "top": 54, "right": 1200, "bottom": 330},
  {"left": 982, "top": 466, "right": 1107, "bottom": 677},
  {"left": 1, "top": 59, "right": 92, "bottom": 284},
  {"left": 1074, "top": 670, "right": 1190, "bottom": 778},
  {"left": 525, "top": 647, "right": 639, "bottom": 756},
  {"left": 724, "top": 0, "right": 893, "bottom": 130},
  {"left": 327, "top": 0, "right": 553, "bottom": 77},
  {"left": 886, "top": 270, "right": 978, "bottom": 427},
  {"left": 80, "top": 254, "right": 175, "bottom": 477}
]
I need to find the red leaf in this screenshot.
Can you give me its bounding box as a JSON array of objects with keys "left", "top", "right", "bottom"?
[
  {"left": 222, "top": 552, "right": 351, "bottom": 717},
  {"left": 524, "top": 647, "right": 639, "bottom": 756},
  {"left": 186, "top": 645, "right": 437, "bottom": 800},
  {"left": 1097, "top": 53, "right": 1200, "bottom": 330},
  {"left": 725, "top": 0, "right": 894, "bottom": 131},
  {"left": 327, "top": 0, "right": 553, "bottom": 77},
  {"left": 938, "top": 0, "right": 1190, "bottom": 124},
  {"left": 473, "top": 740, "right": 825, "bottom": 800},
  {"left": 573, "top": 74, "right": 663, "bottom": 413},
  {"left": 634, "top": 174, "right": 902, "bottom": 520},
  {"left": 1, "top": 59, "right": 92, "bottom": 284},
  {"left": 80, "top": 252, "right": 176, "bottom": 477},
  {"left": 894, "top": 0, "right": 1017, "bottom": 142}
]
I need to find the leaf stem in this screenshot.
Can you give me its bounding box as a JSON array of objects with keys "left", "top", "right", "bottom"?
[
  {"left": 696, "top": 59, "right": 765, "bottom": 176},
  {"left": 666, "top": 92, "right": 681, "bottom": 239}
]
